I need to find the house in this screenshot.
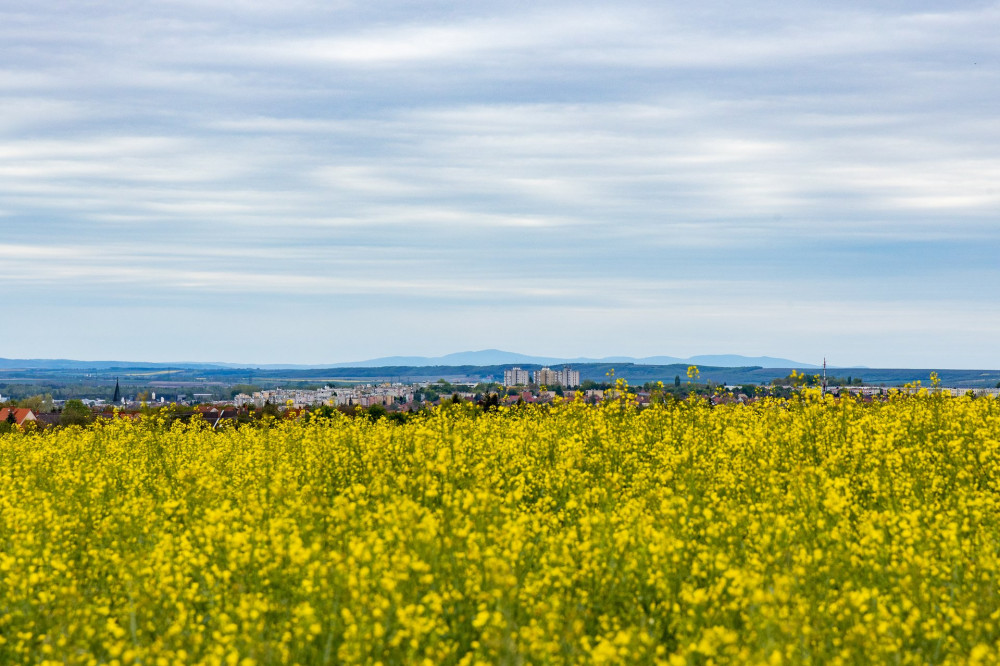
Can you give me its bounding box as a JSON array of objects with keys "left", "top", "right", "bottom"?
[
  {"left": 203, "top": 407, "right": 242, "bottom": 429},
  {"left": 34, "top": 413, "right": 61, "bottom": 429},
  {"left": 0, "top": 408, "right": 37, "bottom": 426}
]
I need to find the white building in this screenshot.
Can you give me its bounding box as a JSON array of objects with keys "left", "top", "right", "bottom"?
[
  {"left": 250, "top": 383, "right": 414, "bottom": 409},
  {"left": 232, "top": 393, "right": 253, "bottom": 407}
]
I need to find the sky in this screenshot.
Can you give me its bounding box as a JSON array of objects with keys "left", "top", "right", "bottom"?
[{"left": 1, "top": 0, "right": 998, "bottom": 368}]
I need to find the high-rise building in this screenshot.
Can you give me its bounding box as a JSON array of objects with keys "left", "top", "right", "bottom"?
[
  {"left": 533, "top": 367, "right": 559, "bottom": 386},
  {"left": 532, "top": 367, "right": 580, "bottom": 388},
  {"left": 503, "top": 367, "right": 531, "bottom": 387}
]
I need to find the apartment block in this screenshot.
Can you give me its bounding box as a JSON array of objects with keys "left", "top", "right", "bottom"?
[{"left": 503, "top": 367, "right": 531, "bottom": 387}]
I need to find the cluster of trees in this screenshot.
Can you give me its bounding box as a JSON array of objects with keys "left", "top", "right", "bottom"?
[
  {"left": 771, "top": 371, "right": 865, "bottom": 387},
  {"left": 414, "top": 379, "right": 505, "bottom": 404},
  {"left": 59, "top": 399, "right": 92, "bottom": 426},
  {"left": 828, "top": 375, "right": 865, "bottom": 386},
  {"left": 414, "top": 379, "right": 464, "bottom": 404},
  {"left": 1, "top": 393, "right": 55, "bottom": 412},
  {"left": 229, "top": 384, "right": 262, "bottom": 398},
  {"left": 0, "top": 397, "right": 92, "bottom": 432},
  {"left": 504, "top": 385, "right": 565, "bottom": 397}
]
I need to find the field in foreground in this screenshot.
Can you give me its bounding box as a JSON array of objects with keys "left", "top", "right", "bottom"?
[{"left": 1, "top": 394, "right": 1000, "bottom": 664}]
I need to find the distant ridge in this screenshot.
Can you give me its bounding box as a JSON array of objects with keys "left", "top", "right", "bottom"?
[
  {"left": 684, "top": 354, "right": 821, "bottom": 369},
  {"left": 0, "top": 350, "right": 819, "bottom": 371},
  {"left": 0, "top": 358, "right": 231, "bottom": 370},
  {"left": 331, "top": 349, "right": 819, "bottom": 369},
  {"left": 0, "top": 358, "right": 321, "bottom": 371}
]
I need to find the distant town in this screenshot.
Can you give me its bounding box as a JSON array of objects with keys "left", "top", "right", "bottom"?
[{"left": 2, "top": 358, "right": 999, "bottom": 431}]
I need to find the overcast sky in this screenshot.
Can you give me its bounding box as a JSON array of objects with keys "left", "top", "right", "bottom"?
[{"left": 2, "top": 0, "right": 998, "bottom": 367}]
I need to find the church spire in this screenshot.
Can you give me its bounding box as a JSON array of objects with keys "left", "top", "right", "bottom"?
[{"left": 112, "top": 378, "right": 121, "bottom": 404}]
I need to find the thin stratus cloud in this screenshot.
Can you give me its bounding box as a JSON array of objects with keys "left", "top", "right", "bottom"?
[{"left": 1, "top": 1, "right": 998, "bottom": 367}]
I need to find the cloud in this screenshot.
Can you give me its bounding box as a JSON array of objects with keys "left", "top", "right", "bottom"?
[{"left": 1, "top": 0, "right": 999, "bottom": 364}]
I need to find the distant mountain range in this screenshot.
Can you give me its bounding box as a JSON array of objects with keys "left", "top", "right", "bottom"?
[
  {"left": 6, "top": 354, "right": 1000, "bottom": 388},
  {"left": 0, "top": 358, "right": 228, "bottom": 370},
  {"left": 322, "top": 349, "right": 821, "bottom": 369},
  {"left": 0, "top": 350, "right": 821, "bottom": 370}
]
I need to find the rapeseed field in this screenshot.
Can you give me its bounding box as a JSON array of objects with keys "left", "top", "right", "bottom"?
[{"left": 1, "top": 391, "right": 999, "bottom": 664}]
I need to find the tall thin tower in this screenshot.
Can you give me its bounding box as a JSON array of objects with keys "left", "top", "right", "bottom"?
[{"left": 822, "top": 358, "right": 827, "bottom": 393}]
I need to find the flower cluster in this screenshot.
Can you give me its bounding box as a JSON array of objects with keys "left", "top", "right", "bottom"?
[{"left": 1, "top": 393, "right": 999, "bottom": 664}]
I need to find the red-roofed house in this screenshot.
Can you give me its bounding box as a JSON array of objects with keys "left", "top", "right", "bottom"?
[{"left": 0, "top": 408, "right": 37, "bottom": 426}]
